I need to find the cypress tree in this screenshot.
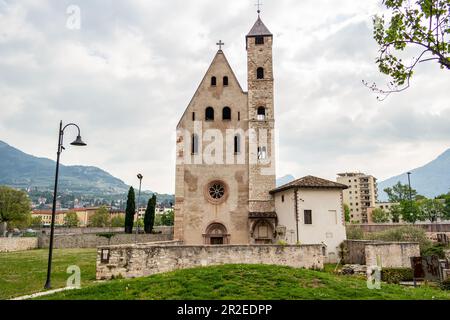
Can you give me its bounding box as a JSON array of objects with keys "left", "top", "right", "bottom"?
[
  {"left": 144, "top": 194, "right": 156, "bottom": 234},
  {"left": 125, "top": 187, "right": 135, "bottom": 234}
]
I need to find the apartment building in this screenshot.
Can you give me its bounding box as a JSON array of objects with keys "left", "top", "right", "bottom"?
[{"left": 337, "top": 172, "right": 378, "bottom": 223}]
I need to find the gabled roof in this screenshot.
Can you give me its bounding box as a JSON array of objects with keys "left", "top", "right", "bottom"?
[
  {"left": 176, "top": 50, "right": 246, "bottom": 129},
  {"left": 270, "top": 176, "right": 348, "bottom": 194},
  {"left": 247, "top": 16, "right": 273, "bottom": 37}
]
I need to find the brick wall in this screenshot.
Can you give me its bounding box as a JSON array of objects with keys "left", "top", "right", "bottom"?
[{"left": 96, "top": 244, "right": 324, "bottom": 280}]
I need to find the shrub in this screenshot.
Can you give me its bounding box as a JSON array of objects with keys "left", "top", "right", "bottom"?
[
  {"left": 96, "top": 233, "right": 116, "bottom": 240},
  {"left": 346, "top": 225, "right": 365, "bottom": 240},
  {"left": 381, "top": 268, "right": 413, "bottom": 284},
  {"left": 441, "top": 279, "right": 450, "bottom": 291},
  {"left": 421, "top": 244, "right": 447, "bottom": 259},
  {"left": 366, "top": 226, "right": 431, "bottom": 250}
]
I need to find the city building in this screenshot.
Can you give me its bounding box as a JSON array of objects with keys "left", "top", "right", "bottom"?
[{"left": 337, "top": 172, "right": 378, "bottom": 223}]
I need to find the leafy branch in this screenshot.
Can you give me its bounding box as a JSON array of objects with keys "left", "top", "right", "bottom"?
[{"left": 364, "top": 0, "right": 449, "bottom": 100}]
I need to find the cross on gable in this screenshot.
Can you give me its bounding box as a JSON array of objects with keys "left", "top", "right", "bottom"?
[
  {"left": 216, "top": 40, "right": 225, "bottom": 50},
  {"left": 255, "top": 0, "right": 263, "bottom": 14}
]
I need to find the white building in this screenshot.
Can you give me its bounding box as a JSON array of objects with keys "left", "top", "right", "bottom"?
[{"left": 271, "top": 176, "right": 348, "bottom": 262}]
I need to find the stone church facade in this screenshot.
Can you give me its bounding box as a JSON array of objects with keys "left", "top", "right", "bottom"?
[{"left": 174, "top": 16, "right": 277, "bottom": 245}]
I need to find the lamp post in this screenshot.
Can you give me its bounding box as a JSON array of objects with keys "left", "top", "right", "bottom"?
[
  {"left": 407, "top": 172, "right": 413, "bottom": 202},
  {"left": 135, "top": 174, "right": 143, "bottom": 243},
  {"left": 44, "top": 121, "right": 87, "bottom": 289}
]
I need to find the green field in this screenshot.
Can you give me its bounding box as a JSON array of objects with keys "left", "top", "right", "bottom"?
[
  {"left": 1, "top": 249, "right": 449, "bottom": 300},
  {"left": 0, "top": 249, "right": 97, "bottom": 300}
]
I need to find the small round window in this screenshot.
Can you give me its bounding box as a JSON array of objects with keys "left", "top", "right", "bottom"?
[{"left": 205, "top": 180, "right": 228, "bottom": 204}]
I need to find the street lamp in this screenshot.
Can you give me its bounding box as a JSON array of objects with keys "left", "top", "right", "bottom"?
[
  {"left": 44, "top": 121, "right": 86, "bottom": 289},
  {"left": 135, "top": 174, "right": 143, "bottom": 243},
  {"left": 407, "top": 172, "right": 413, "bottom": 201}
]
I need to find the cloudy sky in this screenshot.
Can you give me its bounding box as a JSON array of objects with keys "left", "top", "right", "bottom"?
[{"left": 1, "top": 0, "right": 449, "bottom": 194}]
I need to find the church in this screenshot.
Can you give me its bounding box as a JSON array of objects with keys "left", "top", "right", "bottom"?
[{"left": 174, "top": 12, "right": 347, "bottom": 255}]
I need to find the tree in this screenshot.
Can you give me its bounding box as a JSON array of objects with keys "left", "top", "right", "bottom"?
[
  {"left": 0, "top": 186, "right": 31, "bottom": 231},
  {"left": 444, "top": 195, "right": 450, "bottom": 220},
  {"left": 144, "top": 195, "right": 156, "bottom": 234},
  {"left": 30, "top": 216, "right": 43, "bottom": 228},
  {"left": 89, "top": 206, "right": 110, "bottom": 227},
  {"left": 161, "top": 210, "right": 174, "bottom": 226},
  {"left": 125, "top": 187, "right": 135, "bottom": 234},
  {"left": 64, "top": 212, "right": 79, "bottom": 227},
  {"left": 400, "top": 200, "right": 423, "bottom": 224},
  {"left": 110, "top": 215, "right": 125, "bottom": 228},
  {"left": 364, "top": 0, "right": 450, "bottom": 100},
  {"left": 344, "top": 204, "right": 351, "bottom": 223},
  {"left": 384, "top": 182, "right": 418, "bottom": 203},
  {"left": 371, "top": 208, "right": 391, "bottom": 223},
  {"left": 390, "top": 204, "right": 403, "bottom": 223},
  {"left": 419, "top": 198, "right": 445, "bottom": 222}
]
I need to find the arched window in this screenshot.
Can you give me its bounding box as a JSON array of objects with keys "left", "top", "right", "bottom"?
[
  {"left": 234, "top": 135, "right": 241, "bottom": 154},
  {"left": 257, "top": 67, "right": 264, "bottom": 79},
  {"left": 223, "top": 76, "right": 229, "bottom": 86},
  {"left": 257, "top": 107, "right": 266, "bottom": 121},
  {"left": 192, "top": 134, "right": 199, "bottom": 155},
  {"left": 258, "top": 146, "right": 267, "bottom": 160},
  {"left": 211, "top": 76, "right": 217, "bottom": 86},
  {"left": 222, "top": 107, "right": 231, "bottom": 120},
  {"left": 205, "top": 107, "right": 214, "bottom": 121}
]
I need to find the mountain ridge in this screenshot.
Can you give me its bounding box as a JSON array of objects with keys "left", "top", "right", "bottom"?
[
  {"left": 378, "top": 148, "right": 450, "bottom": 200},
  {"left": 0, "top": 140, "right": 130, "bottom": 194}
]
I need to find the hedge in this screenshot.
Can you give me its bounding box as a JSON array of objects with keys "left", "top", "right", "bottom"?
[{"left": 381, "top": 268, "right": 414, "bottom": 284}]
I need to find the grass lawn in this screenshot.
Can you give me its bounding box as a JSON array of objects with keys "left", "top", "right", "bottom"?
[
  {"left": 0, "top": 249, "right": 96, "bottom": 300},
  {"left": 40, "top": 264, "right": 450, "bottom": 300}
]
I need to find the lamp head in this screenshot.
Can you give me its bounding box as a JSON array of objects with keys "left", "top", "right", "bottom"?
[
  {"left": 70, "top": 135, "right": 87, "bottom": 147},
  {"left": 137, "top": 174, "right": 143, "bottom": 180}
]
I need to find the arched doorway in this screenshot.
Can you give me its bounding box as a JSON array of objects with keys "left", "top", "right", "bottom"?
[
  {"left": 251, "top": 219, "right": 275, "bottom": 244},
  {"left": 203, "top": 223, "right": 230, "bottom": 245}
]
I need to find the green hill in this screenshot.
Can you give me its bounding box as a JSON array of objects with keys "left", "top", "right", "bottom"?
[
  {"left": 41, "top": 264, "right": 449, "bottom": 300},
  {"left": 0, "top": 140, "right": 129, "bottom": 194}
]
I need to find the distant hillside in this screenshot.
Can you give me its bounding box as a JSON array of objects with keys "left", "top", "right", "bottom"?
[
  {"left": 378, "top": 148, "right": 450, "bottom": 200},
  {"left": 277, "top": 175, "right": 295, "bottom": 187},
  {"left": 0, "top": 140, "right": 130, "bottom": 194}
]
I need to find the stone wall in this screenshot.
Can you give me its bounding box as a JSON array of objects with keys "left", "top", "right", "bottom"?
[
  {"left": 0, "top": 237, "right": 38, "bottom": 253},
  {"left": 342, "top": 240, "right": 420, "bottom": 268},
  {"left": 365, "top": 242, "right": 420, "bottom": 268},
  {"left": 351, "top": 223, "right": 450, "bottom": 233},
  {"left": 38, "top": 233, "right": 173, "bottom": 249},
  {"left": 37, "top": 226, "right": 173, "bottom": 236},
  {"left": 342, "top": 240, "right": 370, "bottom": 265},
  {"left": 96, "top": 244, "right": 324, "bottom": 280}
]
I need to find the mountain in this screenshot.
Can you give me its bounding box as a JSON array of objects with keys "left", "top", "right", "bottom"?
[
  {"left": 378, "top": 148, "right": 450, "bottom": 201},
  {"left": 277, "top": 174, "right": 295, "bottom": 187},
  {"left": 0, "top": 140, "right": 130, "bottom": 194}
]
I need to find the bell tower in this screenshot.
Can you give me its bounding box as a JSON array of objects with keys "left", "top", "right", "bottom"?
[{"left": 246, "top": 14, "right": 276, "bottom": 215}]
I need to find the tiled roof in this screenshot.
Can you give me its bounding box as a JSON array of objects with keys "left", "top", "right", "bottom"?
[
  {"left": 270, "top": 176, "right": 348, "bottom": 194},
  {"left": 247, "top": 17, "right": 272, "bottom": 37}
]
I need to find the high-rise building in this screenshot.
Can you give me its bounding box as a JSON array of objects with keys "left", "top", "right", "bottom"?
[{"left": 337, "top": 172, "right": 378, "bottom": 223}]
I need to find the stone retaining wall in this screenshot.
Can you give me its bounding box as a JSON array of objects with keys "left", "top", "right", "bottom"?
[
  {"left": 38, "top": 232, "right": 173, "bottom": 249},
  {"left": 37, "top": 226, "right": 173, "bottom": 235},
  {"left": 96, "top": 244, "right": 324, "bottom": 280},
  {"left": 0, "top": 237, "right": 39, "bottom": 252},
  {"left": 342, "top": 240, "right": 420, "bottom": 268}
]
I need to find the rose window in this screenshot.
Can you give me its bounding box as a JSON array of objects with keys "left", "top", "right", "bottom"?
[{"left": 208, "top": 183, "right": 225, "bottom": 200}]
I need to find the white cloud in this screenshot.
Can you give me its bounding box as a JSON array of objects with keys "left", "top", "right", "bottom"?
[{"left": 0, "top": 0, "right": 449, "bottom": 194}]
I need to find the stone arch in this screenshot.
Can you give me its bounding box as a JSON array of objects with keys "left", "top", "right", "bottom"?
[{"left": 203, "top": 222, "right": 230, "bottom": 245}]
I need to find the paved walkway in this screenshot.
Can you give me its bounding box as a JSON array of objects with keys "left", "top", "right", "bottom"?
[{"left": 11, "top": 287, "right": 79, "bottom": 300}]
